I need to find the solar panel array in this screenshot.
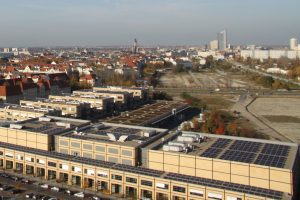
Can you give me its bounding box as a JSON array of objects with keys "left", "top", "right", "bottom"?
[
  {"left": 200, "top": 139, "right": 231, "bottom": 158},
  {"left": 220, "top": 150, "right": 256, "bottom": 163},
  {"left": 165, "top": 173, "right": 283, "bottom": 200},
  {"left": 199, "top": 139, "right": 290, "bottom": 168},
  {"left": 255, "top": 154, "right": 287, "bottom": 168},
  {"left": 229, "top": 140, "right": 262, "bottom": 152},
  {"left": 30, "top": 125, "right": 52, "bottom": 133},
  {"left": 112, "top": 127, "right": 140, "bottom": 135},
  {"left": 211, "top": 138, "right": 231, "bottom": 148},
  {"left": 200, "top": 148, "right": 223, "bottom": 158},
  {"left": 112, "top": 164, "right": 163, "bottom": 177},
  {"left": 261, "top": 144, "right": 289, "bottom": 157}
]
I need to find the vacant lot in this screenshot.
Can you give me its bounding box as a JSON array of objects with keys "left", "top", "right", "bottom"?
[
  {"left": 159, "top": 70, "right": 260, "bottom": 89},
  {"left": 248, "top": 97, "right": 300, "bottom": 143}
]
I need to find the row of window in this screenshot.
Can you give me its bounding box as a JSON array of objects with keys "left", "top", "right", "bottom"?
[{"left": 59, "top": 141, "right": 133, "bottom": 156}]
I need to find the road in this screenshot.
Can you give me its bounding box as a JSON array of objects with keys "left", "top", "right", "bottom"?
[{"left": 153, "top": 87, "right": 300, "bottom": 96}]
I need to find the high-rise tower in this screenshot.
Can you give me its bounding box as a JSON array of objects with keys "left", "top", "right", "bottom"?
[
  {"left": 218, "top": 30, "right": 227, "bottom": 51},
  {"left": 133, "top": 38, "right": 138, "bottom": 54}
]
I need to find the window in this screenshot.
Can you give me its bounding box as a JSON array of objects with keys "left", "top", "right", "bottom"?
[
  {"left": 122, "top": 150, "right": 132, "bottom": 156},
  {"left": 59, "top": 140, "right": 68, "bottom": 146},
  {"left": 111, "top": 174, "right": 122, "bottom": 181},
  {"left": 108, "top": 148, "right": 118, "bottom": 154},
  {"left": 121, "top": 159, "right": 132, "bottom": 165},
  {"left": 48, "top": 161, "right": 56, "bottom": 167},
  {"left": 83, "top": 144, "right": 92, "bottom": 150},
  {"left": 107, "top": 157, "right": 118, "bottom": 163},
  {"left": 141, "top": 180, "right": 152, "bottom": 187},
  {"left": 189, "top": 189, "right": 204, "bottom": 197},
  {"left": 156, "top": 183, "right": 169, "bottom": 190},
  {"left": 96, "top": 146, "right": 105, "bottom": 152},
  {"left": 59, "top": 148, "right": 68, "bottom": 154},
  {"left": 95, "top": 154, "right": 105, "bottom": 161},
  {"left": 173, "top": 186, "right": 186, "bottom": 193},
  {"left": 208, "top": 192, "right": 222, "bottom": 200},
  {"left": 126, "top": 177, "right": 137, "bottom": 184},
  {"left": 82, "top": 152, "right": 92, "bottom": 158},
  {"left": 97, "top": 171, "right": 108, "bottom": 178},
  {"left": 0, "top": 151, "right": 3, "bottom": 156},
  {"left": 71, "top": 142, "right": 80, "bottom": 148}
]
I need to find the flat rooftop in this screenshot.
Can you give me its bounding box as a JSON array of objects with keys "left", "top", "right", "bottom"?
[
  {"left": 0, "top": 103, "right": 48, "bottom": 113},
  {"left": 153, "top": 131, "right": 298, "bottom": 170},
  {"left": 22, "top": 99, "right": 84, "bottom": 106},
  {"left": 75, "top": 89, "right": 131, "bottom": 95},
  {"left": 50, "top": 94, "right": 113, "bottom": 101},
  {"left": 105, "top": 101, "right": 190, "bottom": 126},
  {"left": 58, "top": 122, "right": 168, "bottom": 148},
  {"left": 0, "top": 116, "right": 90, "bottom": 136}
]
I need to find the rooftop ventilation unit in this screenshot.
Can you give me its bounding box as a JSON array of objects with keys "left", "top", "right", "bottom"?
[
  {"left": 177, "top": 136, "right": 196, "bottom": 143},
  {"left": 142, "top": 130, "right": 156, "bottom": 137},
  {"left": 107, "top": 133, "right": 117, "bottom": 141},
  {"left": 118, "top": 135, "right": 129, "bottom": 142},
  {"left": 10, "top": 124, "right": 23, "bottom": 130},
  {"left": 163, "top": 145, "right": 184, "bottom": 152},
  {"left": 38, "top": 117, "right": 52, "bottom": 122},
  {"left": 168, "top": 142, "right": 186, "bottom": 147},
  {"left": 56, "top": 122, "right": 71, "bottom": 128}
]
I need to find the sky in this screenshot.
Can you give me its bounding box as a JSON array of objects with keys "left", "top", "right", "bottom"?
[{"left": 0, "top": 0, "right": 299, "bottom": 47}]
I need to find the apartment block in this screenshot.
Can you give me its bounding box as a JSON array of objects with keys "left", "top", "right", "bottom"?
[
  {"left": 93, "top": 86, "right": 149, "bottom": 102},
  {"left": 73, "top": 90, "right": 133, "bottom": 110},
  {"left": 48, "top": 94, "right": 114, "bottom": 114},
  {"left": 20, "top": 99, "right": 90, "bottom": 118}
]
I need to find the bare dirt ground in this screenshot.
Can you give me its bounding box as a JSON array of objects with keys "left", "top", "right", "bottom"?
[
  {"left": 159, "top": 70, "right": 258, "bottom": 88},
  {"left": 248, "top": 97, "right": 300, "bottom": 143}
]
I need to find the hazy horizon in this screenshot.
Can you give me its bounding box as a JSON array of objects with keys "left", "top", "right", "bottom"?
[{"left": 0, "top": 0, "right": 299, "bottom": 47}]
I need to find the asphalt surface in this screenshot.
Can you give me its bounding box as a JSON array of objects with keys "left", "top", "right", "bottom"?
[{"left": 0, "top": 171, "right": 112, "bottom": 200}]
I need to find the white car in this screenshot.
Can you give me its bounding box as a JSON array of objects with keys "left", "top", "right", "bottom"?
[
  {"left": 51, "top": 186, "right": 60, "bottom": 192},
  {"left": 40, "top": 184, "right": 49, "bottom": 189},
  {"left": 74, "top": 192, "right": 85, "bottom": 198}
]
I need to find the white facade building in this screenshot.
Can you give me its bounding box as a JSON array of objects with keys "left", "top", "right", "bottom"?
[
  {"left": 241, "top": 49, "right": 300, "bottom": 60},
  {"left": 290, "top": 38, "right": 298, "bottom": 50}
]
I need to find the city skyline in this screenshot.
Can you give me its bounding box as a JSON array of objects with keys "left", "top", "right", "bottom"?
[{"left": 0, "top": 0, "right": 299, "bottom": 47}]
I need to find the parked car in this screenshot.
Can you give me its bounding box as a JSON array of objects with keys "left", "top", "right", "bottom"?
[
  {"left": 0, "top": 185, "right": 12, "bottom": 191},
  {"left": 33, "top": 194, "right": 43, "bottom": 199},
  {"left": 65, "top": 189, "right": 75, "bottom": 195},
  {"left": 40, "top": 184, "right": 49, "bottom": 189},
  {"left": 74, "top": 192, "right": 85, "bottom": 198},
  {"left": 11, "top": 176, "right": 21, "bottom": 181},
  {"left": 48, "top": 198, "right": 58, "bottom": 200},
  {"left": 90, "top": 196, "right": 101, "bottom": 200},
  {"left": 40, "top": 196, "right": 51, "bottom": 200},
  {"left": 51, "top": 186, "right": 60, "bottom": 192},
  {"left": 21, "top": 179, "right": 31, "bottom": 184},
  {"left": 25, "top": 193, "right": 34, "bottom": 198}
]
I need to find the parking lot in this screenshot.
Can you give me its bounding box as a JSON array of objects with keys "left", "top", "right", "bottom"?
[{"left": 0, "top": 171, "right": 112, "bottom": 200}]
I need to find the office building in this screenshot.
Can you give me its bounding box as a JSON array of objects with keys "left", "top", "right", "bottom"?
[
  {"left": 0, "top": 116, "right": 298, "bottom": 200},
  {"left": 218, "top": 30, "right": 227, "bottom": 51}
]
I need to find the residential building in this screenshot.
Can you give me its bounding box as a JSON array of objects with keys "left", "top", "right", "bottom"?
[{"left": 20, "top": 99, "right": 90, "bottom": 118}]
